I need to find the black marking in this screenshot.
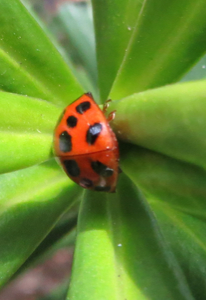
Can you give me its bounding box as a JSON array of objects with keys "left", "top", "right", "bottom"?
[
  {"left": 59, "top": 131, "right": 72, "bottom": 152},
  {"left": 76, "top": 101, "right": 91, "bottom": 114},
  {"left": 67, "top": 115, "right": 77, "bottom": 128},
  {"left": 86, "top": 123, "right": 102, "bottom": 145},
  {"left": 80, "top": 178, "right": 93, "bottom": 188},
  {"left": 94, "top": 186, "right": 111, "bottom": 192},
  {"left": 63, "top": 159, "right": 80, "bottom": 177},
  {"left": 91, "top": 161, "right": 114, "bottom": 177}
]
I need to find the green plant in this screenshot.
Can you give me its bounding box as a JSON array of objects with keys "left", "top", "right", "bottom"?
[{"left": 1, "top": 0, "right": 206, "bottom": 299}]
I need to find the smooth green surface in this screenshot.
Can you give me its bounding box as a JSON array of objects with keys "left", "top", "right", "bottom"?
[
  {"left": 18, "top": 214, "right": 77, "bottom": 273},
  {"left": 58, "top": 3, "right": 97, "bottom": 89},
  {"left": 0, "top": 0, "right": 83, "bottom": 105},
  {"left": 68, "top": 175, "right": 193, "bottom": 300},
  {"left": 0, "top": 91, "right": 62, "bottom": 174},
  {"left": 0, "top": 159, "right": 82, "bottom": 287},
  {"left": 92, "top": 0, "right": 143, "bottom": 101},
  {"left": 110, "top": 80, "right": 206, "bottom": 169},
  {"left": 93, "top": 0, "right": 206, "bottom": 100},
  {"left": 120, "top": 144, "right": 206, "bottom": 298},
  {"left": 182, "top": 54, "right": 206, "bottom": 82},
  {"left": 153, "top": 208, "right": 206, "bottom": 300},
  {"left": 1, "top": 0, "right": 206, "bottom": 298}
]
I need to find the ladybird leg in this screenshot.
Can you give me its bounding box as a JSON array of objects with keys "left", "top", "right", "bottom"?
[
  {"left": 118, "top": 167, "right": 122, "bottom": 174},
  {"left": 103, "top": 99, "right": 112, "bottom": 113},
  {"left": 107, "top": 110, "right": 116, "bottom": 122},
  {"left": 85, "top": 92, "right": 94, "bottom": 99}
]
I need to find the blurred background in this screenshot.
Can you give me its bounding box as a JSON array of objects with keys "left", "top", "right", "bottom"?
[{"left": 22, "top": 0, "right": 99, "bottom": 99}]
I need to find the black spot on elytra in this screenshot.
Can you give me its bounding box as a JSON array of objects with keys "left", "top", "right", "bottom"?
[
  {"left": 80, "top": 178, "right": 93, "bottom": 188},
  {"left": 94, "top": 186, "right": 111, "bottom": 192},
  {"left": 76, "top": 101, "right": 91, "bottom": 114},
  {"left": 63, "top": 159, "right": 80, "bottom": 177},
  {"left": 91, "top": 161, "right": 114, "bottom": 177},
  {"left": 59, "top": 131, "right": 72, "bottom": 152},
  {"left": 67, "top": 115, "right": 77, "bottom": 128},
  {"left": 86, "top": 123, "right": 102, "bottom": 145}
]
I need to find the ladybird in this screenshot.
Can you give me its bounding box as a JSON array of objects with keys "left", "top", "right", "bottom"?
[{"left": 54, "top": 92, "right": 119, "bottom": 192}]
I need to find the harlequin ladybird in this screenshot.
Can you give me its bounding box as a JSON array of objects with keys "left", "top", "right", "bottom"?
[{"left": 54, "top": 92, "right": 119, "bottom": 192}]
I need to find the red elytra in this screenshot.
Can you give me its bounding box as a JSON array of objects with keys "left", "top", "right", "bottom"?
[{"left": 54, "top": 93, "right": 119, "bottom": 192}]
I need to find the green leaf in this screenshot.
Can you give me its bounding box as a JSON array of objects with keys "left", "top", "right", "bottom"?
[
  {"left": 110, "top": 80, "right": 206, "bottom": 169},
  {"left": 152, "top": 207, "right": 206, "bottom": 299},
  {"left": 121, "top": 144, "right": 206, "bottom": 297},
  {"left": 2, "top": 1, "right": 206, "bottom": 298},
  {"left": 0, "top": 159, "right": 82, "bottom": 287},
  {"left": 92, "top": 0, "right": 142, "bottom": 101},
  {"left": 0, "top": 91, "right": 62, "bottom": 174},
  {"left": 58, "top": 3, "right": 98, "bottom": 89},
  {"left": 181, "top": 54, "right": 206, "bottom": 82},
  {"left": 18, "top": 212, "right": 77, "bottom": 273},
  {"left": 93, "top": 0, "right": 206, "bottom": 100},
  {"left": 121, "top": 144, "right": 206, "bottom": 215},
  {"left": 0, "top": 0, "right": 83, "bottom": 105},
  {"left": 68, "top": 175, "right": 194, "bottom": 300}
]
